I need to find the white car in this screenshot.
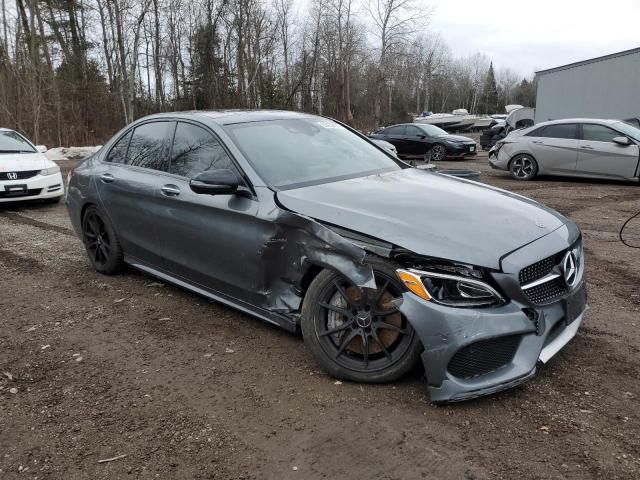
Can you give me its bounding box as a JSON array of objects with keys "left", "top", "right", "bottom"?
[
  {"left": 0, "top": 128, "right": 64, "bottom": 203},
  {"left": 370, "top": 138, "right": 398, "bottom": 157}
]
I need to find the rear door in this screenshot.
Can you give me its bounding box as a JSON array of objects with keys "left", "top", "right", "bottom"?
[
  {"left": 154, "top": 121, "right": 267, "bottom": 304},
  {"left": 96, "top": 120, "right": 174, "bottom": 267},
  {"left": 576, "top": 123, "right": 640, "bottom": 179},
  {"left": 526, "top": 123, "right": 579, "bottom": 175},
  {"left": 379, "top": 125, "right": 407, "bottom": 154}
]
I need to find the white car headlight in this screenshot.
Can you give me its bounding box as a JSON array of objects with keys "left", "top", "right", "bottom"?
[{"left": 40, "top": 165, "right": 60, "bottom": 176}]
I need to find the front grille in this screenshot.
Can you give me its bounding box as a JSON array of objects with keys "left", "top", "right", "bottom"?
[
  {"left": 0, "top": 170, "right": 40, "bottom": 181},
  {"left": 519, "top": 250, "right": 568, "bottom": 304},
  {"left": 0, "top": 188, "right": 42, "bottom": 198},
  {"left": 519, "top": 250, "right": 565, "bottom": 284},
  {"left": 525, "top": 277, "right": 566, "bottom": 304},
  {"left": 448, "top": 335, "right": 521, "bottom": 379}
]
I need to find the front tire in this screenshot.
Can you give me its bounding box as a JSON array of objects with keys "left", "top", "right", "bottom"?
[
  {"left": 509, "top": 154, "right": 538, "bottom": 181},
  {"left": 429, "top": 143, "right": 447, "bottom": 161},
  {"left": 82, "top": 206, "right": 124, "bottom": 274},
  {"left": 301, "top": 257, "right": 422, "bottom": 383}
]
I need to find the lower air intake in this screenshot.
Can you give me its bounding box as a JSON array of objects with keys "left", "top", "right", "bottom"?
[{"left": 448, "top": 335, "right": 521, "bottom": 379}]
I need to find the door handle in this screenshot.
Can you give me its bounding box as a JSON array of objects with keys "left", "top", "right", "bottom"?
[
  {"left": 580, "top": 145, "right": 594, "bottom": 150},
  {"left": 161, "top": 184, "right": 181, "bottom": 196},
  {"left": 531, "top": 140, "right": 543, "bottom": 144},
  {"left": 99, "top": 173, "right": 115, "bottom": 183}
]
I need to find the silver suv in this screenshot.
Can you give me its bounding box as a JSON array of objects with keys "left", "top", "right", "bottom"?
[{"left": 489, "top": 118, "right": 640, "bottom": 182}]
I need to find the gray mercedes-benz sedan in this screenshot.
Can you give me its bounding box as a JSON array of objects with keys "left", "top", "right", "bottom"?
[
  {"left": 66, "top": 110, "right": 587, "bottom": 402},
  {"left": 490, "top": 118, "right": 640, "bottom": 182}
]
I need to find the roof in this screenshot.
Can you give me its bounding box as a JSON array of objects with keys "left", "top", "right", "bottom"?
[
  {"left": 535, "top": 118, "right": 623, "bottom": 127},
  {"left": 535, "top": 47, "right": 640, "bottom": 76},
  {"left": 140, "top": 109, "right": 316, "bottom": 125},
  {"left": 0, "top": 127, "right": 14, "bottom": 132}
]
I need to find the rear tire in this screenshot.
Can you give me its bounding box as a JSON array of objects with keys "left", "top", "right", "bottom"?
[
  {"left": 301, "top": 256, "right": 422, "bottom": 383},
  {"left": 429, "top": 143, "right": 447, "bottom": 161},
  {"left": 82, "top": 205, "right": 124, "bottom": 274},
  {"left": 509, "top": 154, "right": 538, "bottom": 181}
]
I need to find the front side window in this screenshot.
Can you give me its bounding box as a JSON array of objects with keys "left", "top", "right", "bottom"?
[
  {"left": 539, "top": 124, "right": 577, "bottom": 140},
  {"left": 384, "top": 126, "right": 405, "bottom": 135},
  {"left": 582, "top": 124, "right": 620, "bottom": 143},
  {"left": 0, "top": 130, "right": 36, "bottom": 154},
  {"left": 127, "top": 122, "right": 172, "bottom": 171},
  {"left": 170, "top": 123, "right": 233, "bottom": 178},
  {"left": 224, "top": 118, "right": 401, "bottom": 189},
  {"left": 405, "top": 126, "right": 424, "bottom": 137},
  {"left": 106, "top": 130, "right": 132, "bottom": 164}
]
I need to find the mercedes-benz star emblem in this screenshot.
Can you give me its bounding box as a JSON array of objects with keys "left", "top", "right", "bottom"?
[
  {"left": 7, "top": 172, "right": 18, "bottom": 180},
  {"left": 562, "top": 251, "right": 578, "bottom": 288}
]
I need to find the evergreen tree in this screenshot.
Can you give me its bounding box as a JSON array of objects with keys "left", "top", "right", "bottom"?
[{"left": 482, "top": 62, "right": 499, "bottom": 113}]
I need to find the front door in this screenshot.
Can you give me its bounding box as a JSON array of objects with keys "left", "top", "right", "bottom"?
[
  {"left": 154, "top": 121, "right": 267, "bottom": 306},
  {"left": 577, "top": 123, "right": 640, "bottom": 179}
]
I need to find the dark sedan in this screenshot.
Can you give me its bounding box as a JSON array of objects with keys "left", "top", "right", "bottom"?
[
  {"left": 66, "top": 110, "right": 586, "bottom": 403},
  {"left": 370, "top": 123, "right": 477, "bottom": 161}
]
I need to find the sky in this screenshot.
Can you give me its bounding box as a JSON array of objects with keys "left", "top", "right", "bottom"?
[{"left": 428, "top": 0, "right": 640, "bottom": 77}]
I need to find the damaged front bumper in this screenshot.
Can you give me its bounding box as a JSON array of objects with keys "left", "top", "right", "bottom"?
[
  {"left": 398, "top": 284, "right": 586, "bottom": 402},
  {"left": 396, "top": 222, "right": 587, "bottom": 403}
]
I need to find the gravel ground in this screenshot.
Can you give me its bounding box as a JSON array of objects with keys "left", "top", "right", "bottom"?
[{"left": 1, "top": 153, "right": 639, "bottom": 479}]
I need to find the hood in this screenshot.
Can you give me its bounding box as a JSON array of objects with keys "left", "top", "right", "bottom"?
[
  {"left": 435, "top": 134, "right": 474, "bottom": 143},
  {"left": 276, "top": 169, "right": 566, "bottom": 269},
  {"left": 0, "top": 152, "right": 48, "bottom": 172}
]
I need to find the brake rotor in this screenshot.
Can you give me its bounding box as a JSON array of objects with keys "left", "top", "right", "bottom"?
[{"left": 327, "top": 285, "right": 403, "bottom": 356}]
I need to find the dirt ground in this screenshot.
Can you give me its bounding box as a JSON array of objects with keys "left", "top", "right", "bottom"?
[{"left": 1, "top": 152, "right": 639, "bottom": 480}]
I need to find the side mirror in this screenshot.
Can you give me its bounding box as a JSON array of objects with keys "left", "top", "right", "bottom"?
[
  {"left": 190, "top": 169, "right": 240, "bottom": 195},
  {"left": 418, "top": 134, "right": 426, "bottom": 139},
  {"left": 612, "top": 136, "right": 631, "bottom": 146},
  {"left": 36, "top": 145, "right": 48, "bottom": 153}
]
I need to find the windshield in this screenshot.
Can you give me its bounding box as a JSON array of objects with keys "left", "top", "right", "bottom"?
[
  {"left": 613, "top": 121, "right": 640, "bottom": 142},
  {"left": 0, "top": 130, "right": 36, "bottom": 153},
  {"left": 416, "top": 124, "right": 447, "bottom": 136},
  {"left": 224, "top": 118, "right": 401, "bottom": 189}
]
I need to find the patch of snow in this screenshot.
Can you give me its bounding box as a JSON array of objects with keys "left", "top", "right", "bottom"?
[{"left": 45, "top": 146, "right": 102, "bottom": 162}]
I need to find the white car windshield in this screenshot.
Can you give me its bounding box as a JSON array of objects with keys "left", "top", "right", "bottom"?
[
  {"left": 613, "top": 121, "right": 640, "bottom": 142},
  {"left": 224, "top": 118, "right": 401, "bottom": 189},
  {"left": 0, "top": 131, "right": 36, "bottom": 154}
]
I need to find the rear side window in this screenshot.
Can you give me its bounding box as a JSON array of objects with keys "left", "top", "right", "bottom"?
[
  {"left": 169, "top": 123, "right": 234, "bottom": 178},
  {"left": 127, "top": 122, "right": 172, "bottom": 171},
  {"left": 384, "top": 126, "right": 405, "bottom": 135},
  {"left": 538, "top": 124, "right": 577, "bottom": 140},
  {"left": 582, "top": 124, "right": 619, "bottom": 143},
  {"left": 106, "top": 130, "right": 132, "bottom": 163}
]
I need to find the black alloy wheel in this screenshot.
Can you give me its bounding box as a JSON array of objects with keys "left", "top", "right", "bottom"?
[
  {"left": 301, "top": 258, "right": 422, "bottom": 383},
  {"left": 82, "top": 206, "right": 123, "bottom": 274}
]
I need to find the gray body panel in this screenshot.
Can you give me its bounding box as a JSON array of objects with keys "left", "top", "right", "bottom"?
[
  {"left": 277, "top": 168, "right": 566, "bottom": 270},
  {"left": 67, "top": 110, "right": 587, "bottom": 402}
]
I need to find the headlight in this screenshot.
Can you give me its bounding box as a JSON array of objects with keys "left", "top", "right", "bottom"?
[
  {"left": 40, "top": 165, "right": 60, "bottom": 176},
  {"left": 397, "top": 268, "right": 505, "bottom": 308}
]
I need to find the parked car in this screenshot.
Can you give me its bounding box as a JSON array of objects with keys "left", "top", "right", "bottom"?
[
  {"left": 370, "top": 138, "right": 398, "bottom": 157},
  {"left": 369, "top": 123, "right": 477, "bottom": 161},
  {"left": 480, "top": 121, "right": 506, "bottom": 151},
  {"left": 0, "top": 128, "right": 63, "bottom": 203},
  {"left": 67, "top": 110, "right": 587, "bottom": 403},
  {"left": 490, "top": 118, "right": 640, "bottom": 182}
]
